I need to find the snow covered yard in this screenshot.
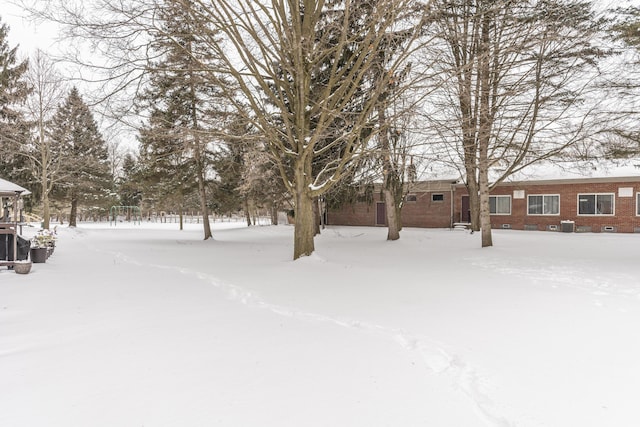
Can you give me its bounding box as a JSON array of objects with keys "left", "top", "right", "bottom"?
[{"left": 1, "top": 222, "right": 640, "bottom": 427}]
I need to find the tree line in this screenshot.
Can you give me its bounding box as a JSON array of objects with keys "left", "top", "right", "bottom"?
[{"left": 1, "top": 0, "right": 640, "bottom": 259}]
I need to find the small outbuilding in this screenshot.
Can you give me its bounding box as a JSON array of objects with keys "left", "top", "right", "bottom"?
[{"left": 0, "top": 177, "right": 31, "bottom": 268}]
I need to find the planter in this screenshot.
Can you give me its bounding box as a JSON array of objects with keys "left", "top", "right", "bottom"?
[
  {"left": 14, "top": 261, "right": 32, "bottom": 274},
  {"left": 31, "top": 247, "right": 48, "bottom": 263}
]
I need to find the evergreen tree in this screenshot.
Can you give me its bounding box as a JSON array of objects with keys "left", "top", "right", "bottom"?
[
  {"left": 0, "top": 17, "right": 30, "bottom": 184},
  {"left": 137, "top": 0, "right": 235, "bottom": 239},
  {"left": 606, "top": 6, "right": 640, "bottom": 156},
  {"left": 238, "top": 140, "right": 289, "bottom": 226},
  {"left": 213, "top": 116, "right": 288, "bottom": 225},
  {"left": 118, "top": 153, "right": 143, "bottom": 208},
  {"left": 49, "top": 87, "right": 110, "bottom": 226},
  {"left": 137, "top": 108, "right": 199, "bottom": 228}
]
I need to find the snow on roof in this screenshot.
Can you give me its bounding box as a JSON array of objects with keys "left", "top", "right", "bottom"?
[
  {"left": 503, "top": 159, "right": 640, "bottom": 183},
  {"left": 425, "top": 159, "right": 640, "bottom": 186},
  {"left": 0, "top": 177, "right": 31, "bottom": 196}
]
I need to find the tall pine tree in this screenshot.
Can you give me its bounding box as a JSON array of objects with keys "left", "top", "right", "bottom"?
[
  {"left": 0, "top": 17, "right": 30, "bottom": 185},
  {"left": 49, "top": 87, "right": 110, "bottom": 226},
  {"left": 137, "top": 0, "right": 235, "bottom": 239},
  {"left": 137, "top": 108, "right": 199, "bottom": 228}
]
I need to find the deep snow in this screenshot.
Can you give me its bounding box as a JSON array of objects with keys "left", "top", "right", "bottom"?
[{"left": 1, "top": 221, "right": 640, "bottom": 427}]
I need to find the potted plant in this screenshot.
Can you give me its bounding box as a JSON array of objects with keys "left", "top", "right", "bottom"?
[
  {"left": 13, "top": 259, "right": 32, "bottom": 274},
  {"left": 31, "top": 228, "right": 57, "bottom": 263}
]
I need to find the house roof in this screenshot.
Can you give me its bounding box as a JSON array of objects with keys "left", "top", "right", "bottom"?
[
  {"left": 407, "top": 179, "right": 459, "bottom": 192},
  {"left": 502, "top": 159, "right": 640, "bottom": 182},
  {"left": 0, "top": 177, "right": 31, "bottom": 197},
  {"left": 492, "top": 175, "right": 640, "bottom": 187}
]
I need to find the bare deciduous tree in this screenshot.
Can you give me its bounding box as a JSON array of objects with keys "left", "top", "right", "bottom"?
[
  {"left": 21, "top": 0, "right": 426, "bottom": 258},
  {"left": 423, "top": 0, "right": 606, "bottom": 247},
  {"left": 185, "top": 0, "right": 427, "bottom": 258},
  {"left": 22, "top": 50, "right": 68, "bottom": 229}
]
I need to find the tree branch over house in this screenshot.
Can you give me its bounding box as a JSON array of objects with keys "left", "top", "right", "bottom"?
[
  {"left": 183, "top": 0, "right": 430, "bottom": 259},
  {"left": 420, "top": 0, "right": 607, "bottom": 247}
]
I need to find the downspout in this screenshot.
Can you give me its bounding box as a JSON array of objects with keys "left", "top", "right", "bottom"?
[{"left": 450, "top": 184, "right": 455, "bottom": 230}]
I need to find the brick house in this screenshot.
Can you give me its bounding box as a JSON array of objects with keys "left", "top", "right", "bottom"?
[
  {"left": 327, "top": 175, "right": 640, "bottom": 233},
  {"left": 327, "top": 179, "right": 458, "bottom": 228}
]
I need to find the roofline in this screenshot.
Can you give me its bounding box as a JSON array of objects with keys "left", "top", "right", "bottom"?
[
  {"left": 494, "top": 175, "right": 640, "bottom": 187},
  {"left": 450, "top": 175, "right": 640, "bottom": 188}
]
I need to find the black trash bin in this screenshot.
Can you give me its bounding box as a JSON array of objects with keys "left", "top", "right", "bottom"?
[
  {"left": 0, "top": 234, "right": 6, "bottom": 260},
  {"left": 0, "top": 234, "right": 31, "bottom": 261},
  {"left": 16, "top": 235, "right": 31, "bottom": 261}
]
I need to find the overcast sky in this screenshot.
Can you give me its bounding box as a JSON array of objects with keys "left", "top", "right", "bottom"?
[
  {"left": 4, "top": 0, "right": 638, "bottom": 59},
  {"left": 3, "top": 2, "right": 60, "bottom": 58}
]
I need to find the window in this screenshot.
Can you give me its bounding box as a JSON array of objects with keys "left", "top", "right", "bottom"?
[
  {"left": 432, "top": 193, "right": 444, "bottom": 202},
  {"left": 578, "top": 193, "right": 614, "bottom": 215},
  {"left": 528, "top": 194, "right": 560, "bottom": 215},
  {"left": 637, "top": 193, "right": 640, "bottom": 216},
  {"left": 405, "top": 194, "right": 417, "bottom": 202},
  {"left": 489, "top": 195, "right": 511, "bottom": 215}
]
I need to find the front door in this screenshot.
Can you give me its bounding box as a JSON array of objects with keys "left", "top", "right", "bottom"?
[
  {"left": 461, "top": 196, "right": 470, "bottom": 223},
  {"left": 376, "top": 202, "right": 387, "bottom": 226}
]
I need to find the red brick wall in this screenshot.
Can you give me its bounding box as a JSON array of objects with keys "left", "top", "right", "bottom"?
[
  {"left": 328, "top": 179, "right": 640, "bottom": 233},
  {"left": 455, "top": 181, "right": 640, "bottom": 233},
  {"left": 401, "top": 191, "right": 452, "bottom": 228},
  {"left": 326, "top": 199, "right": 377, "bottom": 227},
  {"left": 327, "top": 191, "right": 453, "bottom": 228}
]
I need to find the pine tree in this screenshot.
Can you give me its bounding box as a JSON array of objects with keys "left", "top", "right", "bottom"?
[
  {"left": 137, "top": 0, "right": 235, "bottom": 239},
  {"left": 49, "top": 87, "right": 110, "bottom": 226},
  {"left": 606, "top": 6, "right": 640, "bottom": 156},
  {"left": 0, "top": 17, "right": 30, "bottom": 184},
  {"left": 118, "top": 153, "right": 143, "bottom": 208},
  {"left": 137, "top": 108, "right": 199, "bottom": 228}
]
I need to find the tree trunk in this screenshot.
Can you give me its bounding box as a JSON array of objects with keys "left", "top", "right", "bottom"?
[
  {"left": 293, "top": 165, "right": 315, "bottom": 260},
  {"left": 383, "top": 188, "right": 400, "bottom": 240},
  {"left": 312, "top": 197, "right": 321, "bottom": 236},
  {"left": 466, "top": 177, "right": 480, "bottom": 231},
  {"left": 270, "top": 204, "right": 278, "bottom": 225},
  {"left": 196, "top": 168, "right": 212, "bottom": 240},
  {"left": 69, "top": 195, "right": 78, "bottom": 227},
  {"left": 479, "top": 8, "right": 492, "bottom": 248},
  {"left": 244, "top": 199, "right": 251, "bottom": 226},
  {"left": 479, "top": 160, "right": 492, "bottom": 247},
  {"left": 294, "top": 194, "right": 315, "bottom": 259},
  {"left": 41, "top": 186, "right": 50, "bottom": 230},
  {"left": 378, "top": 101, "right": 401, "bottom": 240}
]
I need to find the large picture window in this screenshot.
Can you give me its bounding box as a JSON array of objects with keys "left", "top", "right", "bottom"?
[
  {"left": 489, "top": 195, "right": 511, "bottom": 215},
  {"left": 578, "top": 193, "right": 614, "bottom": 215},
  {"left": 528, "top": 195, "right": 560, "bottom": 215}
]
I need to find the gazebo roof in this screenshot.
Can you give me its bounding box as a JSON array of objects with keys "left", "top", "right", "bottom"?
[{"left": 0, "top": 177, "right": 31, "bottom": 197}]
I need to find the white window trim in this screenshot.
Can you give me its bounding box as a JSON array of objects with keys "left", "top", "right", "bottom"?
[
  {"left": 431, "top": 193, "right": 444, "bottom": 202},
  {"left": 527, "top": 194, "right": 560, "bottom": 216},
  {"left": 577, "top": 193, "right": 615, "bottom": 216},
  {"left": 489, "top": 195, "right": 511, "bottom": 215}
]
